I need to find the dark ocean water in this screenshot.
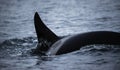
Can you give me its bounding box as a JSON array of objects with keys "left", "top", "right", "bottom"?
[{"left": 0, "top": 0, "right": 120, "bottom": 70}]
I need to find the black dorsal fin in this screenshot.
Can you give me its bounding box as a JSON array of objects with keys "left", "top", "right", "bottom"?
[{"left": 34, "top": 12, "right": 59, "bottom": 43}]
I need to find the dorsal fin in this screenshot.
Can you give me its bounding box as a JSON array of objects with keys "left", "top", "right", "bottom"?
[{"left": 34, "top": 12, "right": 59, "bottom": 43}]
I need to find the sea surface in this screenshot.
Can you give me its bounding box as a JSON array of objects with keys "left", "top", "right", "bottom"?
[{"left": 0, "top": 0, "right": 120, "bottom": 70}]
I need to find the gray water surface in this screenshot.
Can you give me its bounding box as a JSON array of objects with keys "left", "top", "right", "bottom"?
[{"left": 0, "top": 0, "right": 120, "bottom": 70}]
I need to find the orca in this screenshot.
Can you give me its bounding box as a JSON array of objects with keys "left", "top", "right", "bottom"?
[{"left": 33, "top": 12, "right": 120, "bottom": 55}]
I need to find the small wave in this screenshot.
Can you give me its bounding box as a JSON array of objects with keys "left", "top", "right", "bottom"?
[
  {"left": 82, "top": 44, "right": 120, "bottom": 51},
  {"left": 71, "top": 44, "right": 120, "bottom": 56},
  {"left": 0, "top": 37, "right": 37, "bottom": 46},
  {"left": 95, "top": 17, "right": 112, "bottom": 22},
  {"left": 0, "top": 37, "right": 38, "bottom": 58}
]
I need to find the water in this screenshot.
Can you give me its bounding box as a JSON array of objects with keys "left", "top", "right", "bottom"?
[{"left": 0, "top": 0, "right": 120, "bottom": 70}]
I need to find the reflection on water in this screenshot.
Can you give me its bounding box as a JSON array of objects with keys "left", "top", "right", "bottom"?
[
  {"left": 0, "top": 0, "right": 120, "bottom": 42},
  {"left": 0, "top": 0, "right": 120, "bottom": 70}
]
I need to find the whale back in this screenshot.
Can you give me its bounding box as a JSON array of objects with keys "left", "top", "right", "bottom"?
[
  {"left": 47, "top": 31, "right": 120, "bottom": 55},
  {"left": 33, "top": 12, "right": 120, "bottom": 55}
]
